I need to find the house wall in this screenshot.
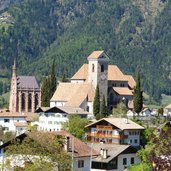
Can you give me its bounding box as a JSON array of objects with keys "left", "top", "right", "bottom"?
[
  {"left": 108, "top": 81, "right": 128, "bottom": 88},
  {"left": 38, "top": 113, "right": 68, "bottom": 131},
  {"left": 74, "top": 156, "right": 91, "bottom": 171},
  {"left": 0, "top": 117, "right": 26, "bottom": 133},
  {"left": 91, "top": 153, "right": 140, "bottom": 171},
  {"left": 50, "top": 101, "right": 66, "bottom": 107},
  {"left": 124, "top": 130, "right": 140, "bottom": 147},
  {"left": 87, "top": 102, "right": 93, "bottom": 114}
]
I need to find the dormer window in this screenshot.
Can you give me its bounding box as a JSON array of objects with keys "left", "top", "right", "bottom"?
[
  {"left": 101, "top": 64, "right": 104, "bottom": 72},
  {"left": 92, "top": 64, "right": 95, "bottom": 72}
]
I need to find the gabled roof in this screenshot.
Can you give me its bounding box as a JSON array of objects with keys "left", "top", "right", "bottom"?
[
  {"left": 89, "top": 143, "right": 137, "bottom": 163},
  {"left": 108, "top": 65, "right": 127, "bottom": 81},
  {"left": 125, "top": 75, "right": 136, "bottom": 89},
  {"left": 35, "top": 106, "right": 66, "bottom": 114},
  {"left": 113, "top": 87, "right": 133, "bottom": 96},
  {"left": 87, "top": 50, "right": 104, "bottom": 60},
  {"left": 51, "top": 83, "right": 95, "bottom": 107},
  {"left": 0, "top": 111, "right": 27, "bottom": 118},
  {"left": 17, "top": 76, "right": 40, "bottom": 89},
  {"left": 71, "top": 64, "right": 88, "bottom": 80},
  {"left": 52, "top": 131, "right": 99, "bottom": 158},
  {"left": 85, "top": 118, "right": 144, "bottom": 130}
]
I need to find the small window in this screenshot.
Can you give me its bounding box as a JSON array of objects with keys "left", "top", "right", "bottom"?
[
  {"left": 123, "top": 158, "right": 127, "bottom": 165},
  {"left": 130, "top": 139, "right": 132, "bottom": 144},
  {"left": 78, "top": 160, "right": 84, "bottom": 168},
  {"left": 134, "top": 139, "right": 138, "bottom": 144},
  {"left": 131, "top": 157, "right": 134, "bottom": 164},
  {"left": 92, "top": 64, "right": 95, "bottom": 72},
  {"left": 101, "top": 64, "right": 104, "bottom": 72},
  {"left": 4, "top": 119, "right": 9, "bottom": 123}
]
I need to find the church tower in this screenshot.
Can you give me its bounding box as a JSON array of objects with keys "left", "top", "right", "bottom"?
[
  {"left": 9, "top": 60, "right": 17, "bottom": 112},
  {"left": 87, "top": 51, "right": 109, "bottom": 103}
]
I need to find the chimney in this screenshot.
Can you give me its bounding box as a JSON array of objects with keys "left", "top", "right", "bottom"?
[
  {"left": 64, "top": 136, "right": 70, "bottom": 152},
  {"left": 100, "top": 148, "right": 103, "bottom": 156},
  {"left": 103, "top": 149, "right": 108, "bottom": 159}
]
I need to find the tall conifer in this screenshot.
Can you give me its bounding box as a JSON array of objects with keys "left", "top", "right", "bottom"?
[
  {"left": 101, "top": 95, "right": 107, "bottom": 117},
  {"left": 41, "top": 77, "right": 49, "bottom": 107},
  {"left": 133, "top": 71, "right": 143, "bottom": 114},
  {"left": 49, "top": 60, "right": 57, "bottom": 98},
  {"left": 93, "top": 85, "right": 100, "bottom": 116}
]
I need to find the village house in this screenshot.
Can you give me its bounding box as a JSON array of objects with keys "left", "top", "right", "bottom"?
[
  {"left": 35, "top": 106, "right": 88, "bottom": 131},
  {"left": 50, "top": 51, "right": 136, "bottom": 116},
  {"left": 0, "top": 109, "right": 28, "bottom": 135},
  {"left": 85, "top": 118, "right": 144, "bottom": 148},
  {"left": 90, "top": 143, "right": 140, "bottom": 171},
  {"left": 0, "top": 131, "right": 99, "bottom": 171}
]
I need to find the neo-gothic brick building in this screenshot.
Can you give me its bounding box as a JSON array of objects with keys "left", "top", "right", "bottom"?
[{"left": 9, "top": 60, "right": 41, "bottom": 113}]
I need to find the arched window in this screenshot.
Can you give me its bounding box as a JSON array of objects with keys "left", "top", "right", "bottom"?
[
  {"left": 92, "top": 64, "right": 95, "bottom": 72},
  {"left": 35, "top": 94, "right": 39, "bottom": 110},
  {"left": 28, "top": 94, "right": 32, "bottom": 112},
  {"left": 21, "top": 93, "right": 25, "bottom": 112},
  {"left": 101, "top": 64, "right": 104, "bottom": 72}
]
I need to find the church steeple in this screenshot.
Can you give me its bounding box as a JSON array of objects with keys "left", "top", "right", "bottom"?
[
  {"left": 12, "top": 59, "right": 16, "bottom": 78},
  {"left": 9, "top": 59, "right": 17, "bottom": 112}
]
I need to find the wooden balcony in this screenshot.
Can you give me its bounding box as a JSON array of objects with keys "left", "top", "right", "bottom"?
[
  {"left": 96, "top": 125, "right": 113, "bottom": 130},
  {"left": 87, "top": 132, "right": 120, "bottom": 139}
]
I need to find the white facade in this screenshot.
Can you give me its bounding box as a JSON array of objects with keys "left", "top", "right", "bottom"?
[
  {"left": 38, "top": 112, "right": 68, "bottom": 131},
  {"left": 71, "top": 80, "right": 85, "bottom": 83},
  {"left": 91, "top": 153, "right": 140, "bottom": 171},
  {"left": 0, "top": 116, "right": 27, "bottom": 135},
  {"left": 74, "top": 157, "right": 91, "bottom": 171},
  {"left": 124, "top": 130, "right": 140, "bottom": 147},
  {"left": 50, "top": 101, "right": 66, "bottom": 107}
]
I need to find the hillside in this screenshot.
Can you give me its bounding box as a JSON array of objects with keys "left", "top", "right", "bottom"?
[{"left": 0, "top": 0, "right": 171, "bottom": 103}]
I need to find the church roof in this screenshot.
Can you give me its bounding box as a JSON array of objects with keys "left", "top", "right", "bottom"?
[
  {"left": 124, "top": 75, "right": 136, "bottom": 89},
  {"left": 71, "top": 64, "right": 88, "bottom": 80},
  {"left": 17, "top": 76, "right": 39, "bottom": 89},
  {"left": 113, "top": 87, "right": 133, "bottom": 96},
  {"left": 87, "top": 50, "right": 104, "bottom": 59},
  {"left": 71, "top": 64, "right": 132, "bottom": 82},
  {"left": 51, "top": 83, "right": 95, "bottom": 107}
]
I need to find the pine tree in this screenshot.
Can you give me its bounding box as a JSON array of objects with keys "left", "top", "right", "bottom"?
[
  {"left": 93, "top": 85, "right": 100, "bottom": 116},
  {"left": 49, "top": 60, "right": 57, "bottom": 98},
  {"left": 133, "top": 71, "right": 143, "bottom": 114},
  {"left": 41, "top": 77, "right": 49, "bottom": 107},
  {"left": 101, "top": 95, "right": 107, "bottom": 117}
]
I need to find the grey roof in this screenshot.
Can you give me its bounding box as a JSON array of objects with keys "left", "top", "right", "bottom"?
[
  {"left": 88, "top": 143, "right": 133, "bottom": 163},
  {"left": 17, "top": 76, "right": 39, "bottom": 89}
]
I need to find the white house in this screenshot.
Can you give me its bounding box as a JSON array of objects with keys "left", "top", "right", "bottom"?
[
  {"left": 0, "top": 110, "right": 28, "bottom": 135},
  {"left": 90, "top": 143, "right": 140, "bottom": 171},
  {"left": 0, "top": 131, "right": 99, "bottom": 171},
  {"left": 35, "top": 106, "right": 88, "bottom": 131}
]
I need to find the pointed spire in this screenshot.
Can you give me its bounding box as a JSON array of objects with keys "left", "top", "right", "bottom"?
[
  {"left": 12, "top": 58, "right": 16, "bottom": 78},
  {"left": 12, "top": 59, "right": 16, "bottom": 70}
]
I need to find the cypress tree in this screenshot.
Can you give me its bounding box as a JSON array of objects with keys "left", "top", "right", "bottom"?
[
  {"left": 101, "top": 95, "right": 107, "bottom": 117},
  {"left": 93, "top": 85, "right": 100, "bottom": 116},
  {"left": 49, "top": 60, "right": 57, "bottom": 98},
  {"left": 133, "top": 71, "right": 143, "bottom": 114},
  {"left": 61, "top": 73, "right": 68, "bottom": 82},
  {"left": 41, "top": 77, "right": 49, "bottom": 107}
]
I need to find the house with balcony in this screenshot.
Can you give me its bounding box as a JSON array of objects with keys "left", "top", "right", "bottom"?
[{"left": 85, "top": 118, "right": 144, "bottom": 148}]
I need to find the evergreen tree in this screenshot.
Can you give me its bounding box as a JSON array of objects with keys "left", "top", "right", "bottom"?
[
  {"left": 61, "top": 73, "right": 68, "bottom": 82},
  {"left": 101, "top": 95, "right": 107, "bottom": 117},
  {"left": 93, "top": 85, "right": 100, "bottom": 116},
  {"left": 49, "top": 60, "right": 57, "bottom": 98},
  {"left": 133, "top": 71, "right": 143, "bottom": 114},
  {"left": 41, "top": 77, "right": 49, "bottom": 107}
]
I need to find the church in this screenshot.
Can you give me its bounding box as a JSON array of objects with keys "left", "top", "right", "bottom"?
[
  {"left": 9, "top": 60, "right": 41, "bottom": 113},
  {"left": 50, "top": 51, "right": 136, "bottom": 115}
]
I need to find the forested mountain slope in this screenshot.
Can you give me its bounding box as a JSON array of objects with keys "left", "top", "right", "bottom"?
[{"left": 0, "top": 0, "right": 171, "bottom": 102}]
